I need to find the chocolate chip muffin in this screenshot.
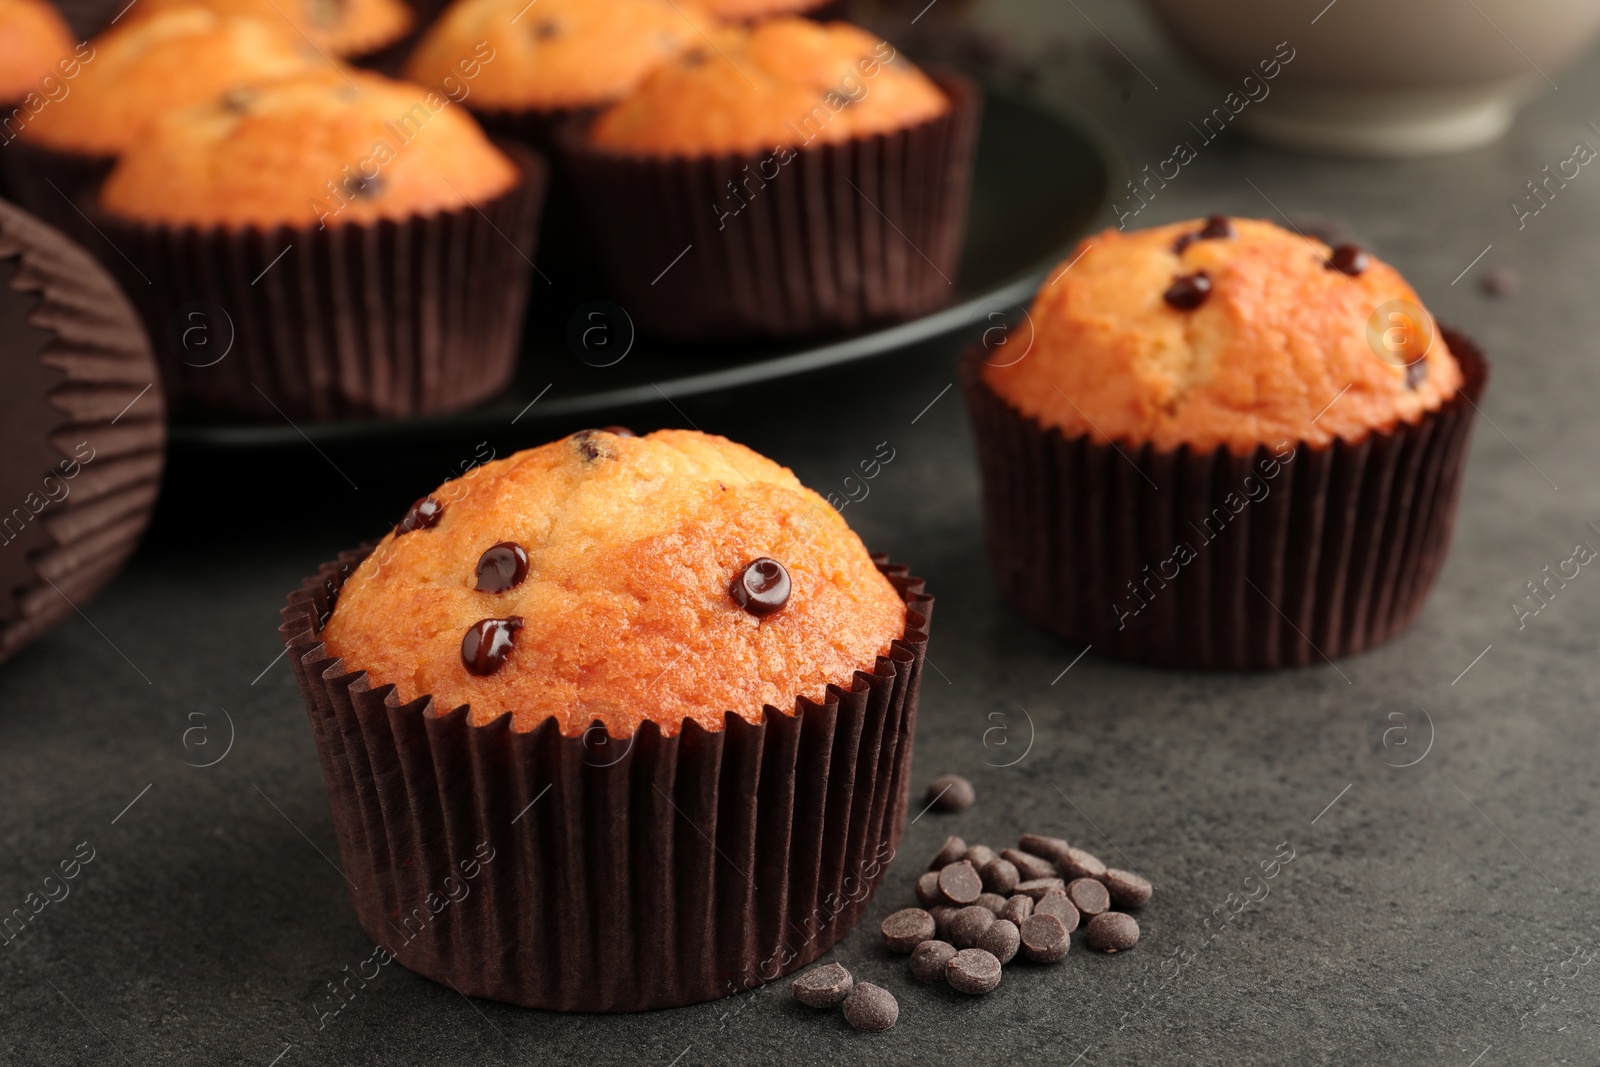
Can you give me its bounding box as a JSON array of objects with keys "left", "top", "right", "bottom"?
[
  {"left": 97, "top": 72, "right": 545, "bottom": 421},
  {"left": 0, "top": 0, "right": 75, "bottom": 110},
  {"left": 406, "top": 0, "right": 714, "bottom": 120},
  {"left": 130, "top": 0, "right": 413, "bottom": 57},
  {"left": 567, "top": 16, "right": 980, "bottom": 338},
  {"left": 282, "top": 428, "right": 931, "bottom": 1011},
  {"left": 962, "top": 215, "right": 1488, "bottom": 669},
  {"left": 321, "top": 429, "right": 907, "bottom": 735}
]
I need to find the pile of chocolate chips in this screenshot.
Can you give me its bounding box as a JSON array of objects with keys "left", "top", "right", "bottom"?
[
  {"left": 791, "top": 833, "right": 1151, "bottom": 1031},
  {"left": 896, "top": 833, "right": 1149, "bottom": 990}
]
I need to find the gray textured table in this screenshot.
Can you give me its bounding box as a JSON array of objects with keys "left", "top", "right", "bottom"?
[{"left": 5, "top": 2, "right": 1600, "bottom": 1064}]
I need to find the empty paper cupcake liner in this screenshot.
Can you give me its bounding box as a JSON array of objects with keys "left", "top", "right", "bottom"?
[
  {"left": 280, "top": 546, "right": 931, "bottom": 1011},
  {"left": 0, "top": 200, "right": 165, "bottom": 663},
  {"left": 95, "top": 145, "right": 547, "bottom": 422},
  {"left": 960, "top": 329, "right": 1489, "bottom": 669},
  {"left": 561, "top": 70, "right": 980, "bottom": 340}
]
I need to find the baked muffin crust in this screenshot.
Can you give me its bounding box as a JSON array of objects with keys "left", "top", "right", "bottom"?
[
  {"left": 321, "top": 430, "right": 907, "bottom": 737},
  {"left": 19, "top": 9, "right": 333, "bottom": 156},
  {"left": 406, "top": 0, "right": 714, "bottom": 111},
  {"left": 0, "top": 0, "right": 75, "bottom": 105},
  {"left": 587, "top": 18, "right": 947, "bottom": 157},
  {"left": 130, "top": 0, "right": 413, "bottom": 56},
  {"left": 98, "top": 71, "right": 518, "bottom": 228},
  {"left": 984, "top": 217, "right": 1463, "bottom": 454}
]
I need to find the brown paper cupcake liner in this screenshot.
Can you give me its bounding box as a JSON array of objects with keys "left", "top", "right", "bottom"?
[
  {"left": 0, "top": 200, "right": 165, "bottom": 663},
  {"left": 94, "top": 145, "right": 547, "bottom": 422},
  {"left": 0, "top": 139, "right": 115, "bottom": 252},
  {"left": 280, "top": 546, "right": 931, "bottom": 1011},
  {"left": 562, "top": 70, "right": 980, "bottom": 340},
  {"left": 960, "top": 328, "right": 1490, "bottom": 669}
]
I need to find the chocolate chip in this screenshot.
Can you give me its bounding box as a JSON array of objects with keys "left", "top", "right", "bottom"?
[
  {"left": 976, "top": 918, "right": 1019, "bottom": 964},
  {"left": 1057, "top": 846, "right": 1107, "bottom": 881},
  {"left": 1101, "top": 868, "right": 1153, "bottom": 908},
  {"left": 1171, "top": 231, "right": 1197, "bottom": 255},
  {"left": 1405, "top": 359, "right": 1427, "bottom": 390},
  {"left": 938, "top": 861, "right": 982, "bottom": 905},
  {"left": 1199, "top": 213, "right": 1235, "bottom": 240},
  {"left": 572, "top": 430, "right": 613, "bottom": 462},
  {"left": 792, "top": 962, "right": 852, "bottom": 1007},
  {"left": 1163, "top": 271, "right": 1212, "bottom": 311},
  {"left": 1325, "top": 244, "right": 1369, "bottom": 277},
  {"left": 948, "top": 905, "right": 996, "bottom": 949},
  {"left": 1018, "top": 834, "right": 1071, "bottom": 866},
  {"left": 929, "top": 905, "right": 957, "bottom": 940},
  {"left": 474, "top": 541, "right": 529, "bottom": 593},
  {"left": 461, "top": 616, "right": 523, "bottom": 676},
  {"left": 600, "top": 425, "right": 636, "bottom": 436},
  {"left": 999, "top": 848, "right": 1056, "bottom": 882},
  {"left": 730, "top": 558, "right": 790, "bottom": 616},
  {"left": 980, "top": 857, "right": 1018, "bottom": 895},
  {"left": 946, "top": 948, "right": 1002, "bottom": 994},
  {"left": 1014, "top": 877, "right": 1065, "bottom": 900},
  {"left": 351, "top": 175, "right": 383, "bottom": 201},
  {"left": 930, "top": 836, "right": 966, "bottom": 869},
  {"left": 1085, "top": 911, "right": 1141, "bottom": 952},
  {"left": 925, "top": 774, "right": 975, "bottom": 812},
  {"left": 914, "top": 870, "right": 942, "bottom": 907},
  {"left": 1019, "top": 913, "right": 1070, "bottom": 963},
  {"left": 910, "top": 939, "right": 957, "bottom": 982},
  {"left": 999, "top": 893, "right": 1034, "bottom": 925},
  {"left": 1480, "top": 266, "right": 1519, "bottom": 297},
  {"left": 881, "top": 908, "right": 936, "bottom": 953},
  {"left": 220, "top": 88, "right": 254, "bottom": 113},
  {"left": 976, "top": 892, "right": 1008, "bottom": 915},
  {"left": 963, "top": 844, "right": 996, "bottom": 869},
  {"left": 843, "top": 982, "right": 897, "bottom": 1032},
  {"left": 1036, "top": 888, "right": 1080, "bottom": 933},
  {"left": 1067, "top": 877, "right": 1111, "bottom": 918},
  {"left": 395, "top": 495, "right": 443, "bottom": 535},
  {"left": 532, "top": 17, "right": 560, "bottom": 39}
]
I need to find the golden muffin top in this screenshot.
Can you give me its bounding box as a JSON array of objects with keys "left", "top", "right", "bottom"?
[
  {"left": 18, "top": 9, "right": 336, "bottom": 156},
  {"left": 128, "top": 0, "right": 412, "bottom": 56},
  {"left": 983, "top": 216, "right": 1463, "bottom": 454},
  {"left": 98, "top": 72, "right": 519, "bottom": 229},
  {"left": 587, "top": 18, "right": 947, "bottom": 157},
  {"left": 0, "top": 0, "right": 75, "bottom": 104},
  {"left": 320, "top": 429, "right": 908, "bottom": 737},
  {"left": 406, "top": 0, "right": 715, "bottom": 111}
]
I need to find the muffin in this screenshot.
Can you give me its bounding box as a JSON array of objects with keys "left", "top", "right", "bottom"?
[
  {"left": 700, "top": 0, "right": 835, "bottom": 19},
  {"left": 3, "top": 9, "right": 336, "bottom": 233},
  {"left": 961, "top": 215, "right": 1488, "bottom": 669},
  {"left": 281, "top": 429, "right": 932, "bottom": 1010},
  {"left": 566, "top": 17, "right": 980, "bottom": 339},
  {"left": 0, "top": 200, "right": 166, "bottom": 664},
  {"left": 97, "top": 72, "right": 545, "bottom": 421},
  {"left": 404, "top": 0, "right": 716, "bottom": 267},
  {"left": 0, "top": 0, "right": 76, "bottom": 109},
  {"left": 406, "top": 0, "right": 715, "bottom": 134},
  {"left": 128, "top": 0, "right": 413, "bottom": 57}
]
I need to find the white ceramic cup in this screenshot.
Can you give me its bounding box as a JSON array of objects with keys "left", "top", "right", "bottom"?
[{"left": 1141, "top": 0, "right": 1600, "bottom": 156}]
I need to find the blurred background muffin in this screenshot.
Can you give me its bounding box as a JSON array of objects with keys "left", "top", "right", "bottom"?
[
  {"left": 0, "top": 0, "right": 76, "bottom": 109},
  {"left": 99, "top": 72, "right": 544, "bottom": 421},
  {"left": 963, "top": 215, "right": 1487, "bottom": 669},
  {"left": 129, "top": 0, "right": 413, "bottom": 57},
  {"left": 4, "top": 8, "right": 339, "bottom": 234},
  {"left": 568, "top": 16, "right": 980, "bottom": 339},
  {"left": 699, "top": 0, "right": 835, "bottom": 21}
]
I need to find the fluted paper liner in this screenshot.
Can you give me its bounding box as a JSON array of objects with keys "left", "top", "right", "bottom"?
[
  {"left": 960, "top": 329, "right": 1489, "bottom": 669},
  {"left": 562, "top": 70, "right": 980, "bottom": 340},
  {"left": 96, "top": 145, "right": 547, "bottom": 422},
  {"left": 281, "top": 546, "right": 930, "bottom": 1011},
  {"left": 0, "top": 200, "right": 165, "bottom": 663}
]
